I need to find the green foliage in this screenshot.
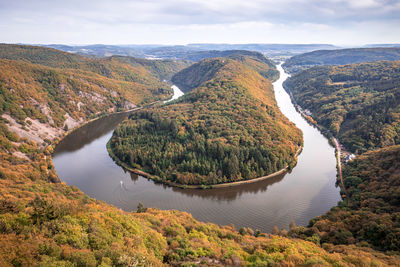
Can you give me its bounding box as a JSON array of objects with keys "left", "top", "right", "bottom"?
[
  {"left": 0, "top": 44, "right": 399, "bottom": 266},
  {"left": 111, "top": 58, "right": 301, "bottom": 185},
  {"left": 31, "top": 196, "right": 65, "bottom": 225},
  {"left": 292, "top": 145, "right": 400, "bottom": 252},
  {"left": 285, "top": 61, "right": 400, "bottom": 153},
  {"left": 285, "top": 60, "right": 400, "bottom": 253},
  {"left": 172, "top": 54, "right": 278, "bottom": 92},
  {"left": 137, "top": 202, "right": 147, "bottom": 213}
]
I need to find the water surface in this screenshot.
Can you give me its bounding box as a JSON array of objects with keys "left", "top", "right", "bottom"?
[{"left": 53, "top": 68, "right": 340, "bottom": 232}]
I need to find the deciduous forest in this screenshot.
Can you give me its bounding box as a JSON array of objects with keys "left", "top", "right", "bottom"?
[{"left": 285, "top": 60, "right": 400, "bottom": 253}]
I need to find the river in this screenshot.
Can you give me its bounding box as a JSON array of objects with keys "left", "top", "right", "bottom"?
[{"left": 53, "top": 67, "right": 340, "bottom": 232}]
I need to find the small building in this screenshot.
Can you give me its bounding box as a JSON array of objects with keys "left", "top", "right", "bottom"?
[
  {"left": 344, "top": 154, "right": 356, "bottom": 162},
  {"left": 304, "top": 109, "right": 312, "bottom": 116}
]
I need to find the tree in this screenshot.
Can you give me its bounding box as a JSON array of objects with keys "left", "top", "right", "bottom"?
[
  {"left": 272, "top": 226, "right": 279, "bottom": 235},
  {"left": 289, "top": 220, "right": 296, "bottom": 231},
  {"left": 137, "top": 202, "right": 147, "bottom": 213}
]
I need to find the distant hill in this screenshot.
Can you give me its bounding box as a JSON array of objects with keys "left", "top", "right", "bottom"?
[
  {"left": 0, "top": 44, "right": 189, "bottom": 82},
  {"left": 40, "top": 43, "right": 338, "bottom": 59},
  {"left": 109, "top": 56, "right": 191, "bottom": 81},
  {"left": 186, "top": 43, "right": 338, "bottom": 54},
  {"left": 364, "top": 44, "right": 400, "bottom": 48},
  {"left": 284, "top": 60, "right": 400, "bottom": 154},
  {"left": 110, "top": 57, "right": 302, "bottom": 186},
  {"left": 180, "top": 50, "right": 271, "bottom": 62},
  {"left": 283, "top": 47, "right": 400, "bottom": 73},
  {"left": 172, "top": 51, "right": 278, "bottom": 92},
  {"left": 42, "top": 44, "right": 150, "bottom": 57}
]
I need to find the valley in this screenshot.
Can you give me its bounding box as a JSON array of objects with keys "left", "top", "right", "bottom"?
[
  {"left": 52, "top": 63, "right": 340, "bottom": 234},
  {"left": 0, "top": 44, "right": 399, "bottom": 266}
]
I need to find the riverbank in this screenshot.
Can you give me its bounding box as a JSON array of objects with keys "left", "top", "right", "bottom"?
[
  {"left": 107, "top": 139, "right": 303, "bottom": 189},
  {"left": 48, "top": 98, "right": 167, "bottom": 155},
  {"left": 282, "top": 82, "right": 351, "bottom": 205}
]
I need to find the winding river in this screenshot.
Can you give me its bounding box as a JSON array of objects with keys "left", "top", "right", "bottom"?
[{"left": 53, "top": 64, "right": 340, "bottom": 232}]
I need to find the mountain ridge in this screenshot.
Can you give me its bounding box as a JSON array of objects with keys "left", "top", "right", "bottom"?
[{"left": 283, "top": 47, "right": 400, "bottom": 73}]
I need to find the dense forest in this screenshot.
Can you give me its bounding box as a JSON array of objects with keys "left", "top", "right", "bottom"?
[
  {"left": 283, "top": 47, "right": 400, "bottom": 73},
  {"left": 283, "top": 60, "right": 400, "bottom": 253},
  {"left": 0, "top": 44, "right": 399, "bottom": 266},
  {"left": 290, "top": 145, "right": 400, "bottom": 252},
  {"left": 284, "top": 61, "right": 400, "bottom": 154},
  {"left": 171, "top": 50, "right": 279, "bottom": 92},
  {"left": 2, "top": 137, "right": 397, "bottom": 266},
  {"left": 110, "top": 57, "right": 302, "bottom": 186}
]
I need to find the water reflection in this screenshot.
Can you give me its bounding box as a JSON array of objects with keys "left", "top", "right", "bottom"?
[
  {"left": 170, "top": 173, "right": 286, "bottom": 202},
  {"left": 54, "top": 111, "right": 134, "bottom": 155}
]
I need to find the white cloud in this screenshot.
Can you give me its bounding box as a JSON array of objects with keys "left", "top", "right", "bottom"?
[
  {"left": 348, "top": 0, "right": 380, "bottom": 9},
  {"left": 0, "top": 0, "right": 399, "bottom": 45}
]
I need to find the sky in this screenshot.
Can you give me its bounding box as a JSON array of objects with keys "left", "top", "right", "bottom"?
[{"left": 0, "top": 0, "right": 399, "bottom": 46}]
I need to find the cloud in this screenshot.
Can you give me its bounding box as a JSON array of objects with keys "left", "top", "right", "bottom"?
[{"left": 0, "top": 0, "right": 399, "bottom": 44}]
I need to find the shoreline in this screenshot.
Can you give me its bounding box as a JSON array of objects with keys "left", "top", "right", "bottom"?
[
  {"left": 48, "top": 99, "right": 165, "bottom": 154},
  {"left": 282, "top": 82, "right": 351, "bottom": 204},
  {"left": 107, "top": 139, "right": 303, "bottom": 189}
]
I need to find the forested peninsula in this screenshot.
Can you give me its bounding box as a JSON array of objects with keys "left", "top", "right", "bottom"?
[{"left": 109, "top": 57, "right": 303, "bottom": 186}]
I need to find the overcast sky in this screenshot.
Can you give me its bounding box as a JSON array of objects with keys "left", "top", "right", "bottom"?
[{"left": 0, "top": 0, "right": 399, "bottom": 45}]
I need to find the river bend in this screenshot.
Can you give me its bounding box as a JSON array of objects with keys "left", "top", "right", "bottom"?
[{"left": 53, "top": 67, "right": 340, "bottom": 232}]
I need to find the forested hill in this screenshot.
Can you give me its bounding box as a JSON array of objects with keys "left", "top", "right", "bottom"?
[
  {"left": 284, "top": 60, "right": 400, "bottom": 252},
  {"left": 110, "top": 57, "right": 302, "bottom": 186},
  {"left": 283, "top": 47, "right": 400, "bottom": 73},
  {"left": 291, "top": 144, "right": 400, "bottom": 252},
  {"left": 181, "top": 49, "right": 274, "bottom": 65},
  {"left": 171, "top": 59, "right": 227, "bottom": 92},
  {"left": 0, "top": 44, "right": 190, "bottom": 83},
  {"left": 284, "top": 60, "right": 400, "bottom": 154},
  {"left": 172, "top": 51, "right": 279, "bottom": 92},
  {"left": 109, "top": 56, "right": 191, "bottom": 81},
  {"left": 0, "top": 44, "right": 185, "bottom": 146}
]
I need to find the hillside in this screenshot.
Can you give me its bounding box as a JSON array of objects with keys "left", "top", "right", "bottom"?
[
  {"left": 283, "top": 60, "right": 400, "bottom": 252},
  {"left": 283, "top": 47, "right": 400, "bottom": 73},
  {"left": 0, "top": 44, "right": 193, "bottom": 146},
  {"left": 172, "top": 51, "right": 279, "bottom": 92},
  {"left": 0, "top": 44, "right": 399, "bottom": 265},
  {"left": 110, "top": 56, "right": 191, "bottom": 81},
  {"left": 291, "top": 145, "right": 400, "bottom": 252},
  {"left": 110, "top": 58, "right": 302, "bottom": 186},
  {"left": 171, "top": 59, "right": 227, "bottom": 92},
  {"left": 181, "top": 50, "right": 274, "bottom": 65},
  {"left": 0, "top": 44, "right": 189, "bottom": 83},
  {"left": 284, "top": 61, "right": 400, "bottom": 154}
]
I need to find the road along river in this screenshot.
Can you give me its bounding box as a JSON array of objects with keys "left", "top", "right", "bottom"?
[{"left": 53, "top": 68, "right": 340, "bottom": 232}]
